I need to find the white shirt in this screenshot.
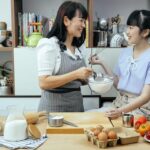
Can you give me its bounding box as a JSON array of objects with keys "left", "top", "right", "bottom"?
[{"left": 37, "top": 37, "right": 87, "bottom": 76}]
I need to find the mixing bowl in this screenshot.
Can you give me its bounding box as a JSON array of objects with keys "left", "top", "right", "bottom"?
[{"left": 89, "top": 76, "right": 113, "bottom": 94}]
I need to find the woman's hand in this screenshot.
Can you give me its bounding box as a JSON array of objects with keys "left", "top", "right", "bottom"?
[
  {"left": 75, "top": 67, "right": 93, "bottom": 80},
  {"left": 105, "top": 109, "right": 122, "bottom": 119},
  {"left": 89, "top": 54, "right": 103, "bottom": 65}
]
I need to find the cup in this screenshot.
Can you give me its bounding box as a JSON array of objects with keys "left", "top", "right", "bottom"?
[{"left": 122, "top": 113, "right": 134, "bottom": 128}]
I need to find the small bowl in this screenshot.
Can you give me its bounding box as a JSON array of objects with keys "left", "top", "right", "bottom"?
[
  {"left": 89, "top": 76, "right": 113, "bottom": 94},
  {"left": 48, "top": 115, "right": 64, "bottom": 127}
]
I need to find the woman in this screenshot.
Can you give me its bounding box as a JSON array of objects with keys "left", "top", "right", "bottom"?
[
  {"left": 37, "top": 1, "right": 92, "bottom": 112},
  {"left": 90, "top": 10, "right": 150, "bottom": 119}
]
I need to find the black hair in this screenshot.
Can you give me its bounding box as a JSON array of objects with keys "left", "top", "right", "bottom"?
[
  {"left": 127, "top": 10, "right": 150, "bottom": 37},
  {"left": 47, "top": 1, "right": 88, "bottom": 48}
]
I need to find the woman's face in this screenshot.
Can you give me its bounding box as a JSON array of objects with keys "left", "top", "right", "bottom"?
[
  {"left": 126, "top": 25, "right": 142, "bottom": 45},
  {"left": 64, "top": 10, "right": 86, "bottom": 38}
]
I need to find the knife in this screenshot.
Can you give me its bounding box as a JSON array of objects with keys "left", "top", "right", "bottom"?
[{"left": 63, "top": 119, "right": 78, "bottom": 127}]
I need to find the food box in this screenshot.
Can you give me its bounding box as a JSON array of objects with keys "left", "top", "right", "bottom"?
[
  {"left": 112, "top": 127, "right": 140, "bottom": 145},
  {"left": 84, "top": 126, "right": 140, "bottom": 148},
  {"left": 84, "top": 127, "right": 119, "bottom": 148}
]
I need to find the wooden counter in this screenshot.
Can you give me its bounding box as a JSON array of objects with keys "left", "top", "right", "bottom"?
[{"left": 0, "top": 112, "right": 150, "bottom": 150}]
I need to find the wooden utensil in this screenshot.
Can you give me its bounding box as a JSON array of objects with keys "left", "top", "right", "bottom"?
[
  {"left": 28, "top": 124, "right": 41, "bottom": 139},
  {"left": 108, "top": 117, "right": 114, "bottom": 127},
  {"left": 25, "top": 111, "right": 47, "bottom": 124}
]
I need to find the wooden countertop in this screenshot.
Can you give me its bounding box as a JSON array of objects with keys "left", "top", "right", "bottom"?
[{"left": 1, "top": 112, "right": 150, "bottom": 150}]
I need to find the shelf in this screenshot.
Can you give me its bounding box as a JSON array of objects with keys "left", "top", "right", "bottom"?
[{"left": 0, "top": 47, "right": 13, "bottom": 52}]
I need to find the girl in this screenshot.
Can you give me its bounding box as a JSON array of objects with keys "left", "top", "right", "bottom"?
[
  {"left": 37, "top": 1, "right": 92, "bottom": 112},
  {"left": 90, "top": 10, "right": 150, "bottom": 119}
]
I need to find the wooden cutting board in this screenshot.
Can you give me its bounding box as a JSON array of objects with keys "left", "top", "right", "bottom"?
[{"left": 46, "top": 112, "right": 122, "bottom": 134}]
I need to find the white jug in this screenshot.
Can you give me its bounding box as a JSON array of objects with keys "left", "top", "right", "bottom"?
[{"left": 4, "top": 105, "right": 28, "bottom": 141}]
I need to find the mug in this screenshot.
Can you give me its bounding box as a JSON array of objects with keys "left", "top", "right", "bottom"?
[{"left": 122, "top": 113, "right": 134, "bottom": 128}]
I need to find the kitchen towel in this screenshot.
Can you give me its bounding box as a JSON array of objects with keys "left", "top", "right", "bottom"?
[{"left": 0, "top": 135, "right": 48, "bottom": 149}]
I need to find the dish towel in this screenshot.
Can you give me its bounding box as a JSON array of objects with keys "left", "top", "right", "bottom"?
[{"left": 0, "top": 135, "right": 48, "bottom": 149}]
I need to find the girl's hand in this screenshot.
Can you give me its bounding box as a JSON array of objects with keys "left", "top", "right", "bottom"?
[
  {"left": 75, "top": 67, "right": 93, "bottom": 80},
  {"left": 88, "top": 54, "right": 103, "bottom": 65},
  {"left": 105, "top": 109, "right": 122, "bottom": 119}
]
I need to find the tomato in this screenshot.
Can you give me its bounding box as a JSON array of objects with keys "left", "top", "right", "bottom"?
[{"left": 135, "top": 116, "right": 147, "bottom": 130}]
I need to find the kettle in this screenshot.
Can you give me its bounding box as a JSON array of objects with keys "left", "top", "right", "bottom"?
[{"left": 24, "top": 32, "right": 43, "bottom": 47}]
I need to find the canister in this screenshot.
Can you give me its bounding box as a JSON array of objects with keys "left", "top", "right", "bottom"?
[{"left": 122, "top": 113, "right": 134, "bottom": 128}]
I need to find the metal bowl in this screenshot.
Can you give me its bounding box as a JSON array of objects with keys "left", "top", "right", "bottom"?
[
  {"left": 89, "top": 76, "right": 113, "bottom": 94},
  {"left": 48, "top": 115, "right": 64, "bottom": 127}
]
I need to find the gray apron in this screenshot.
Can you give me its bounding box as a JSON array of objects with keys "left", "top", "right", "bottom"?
[{"left": 38, "top": 49, "right": 86, "bottom": 112}]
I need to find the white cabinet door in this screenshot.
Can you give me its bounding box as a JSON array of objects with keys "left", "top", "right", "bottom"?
[{"left": 14, "top": 47, "right": 41, "bottom": 95}]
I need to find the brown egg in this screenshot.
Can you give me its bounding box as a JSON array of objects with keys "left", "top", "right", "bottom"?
[
  {"left": 102, "top": 128, "right": 109, "bottom": 134},
  {"left": 93, "top": 128, "right": 101, "bottom": 136},
  {"left": 96, "top": 125, "right": 104, "bottom": 132},
  {"left": 98, "top": 132, "right": 108, "bottom": 141},
  {"left": 108, "top": 130, "right": 117, "bottom": 139},
  {"left": 90, "top": 127, "right": 96, "bottom": 132}
]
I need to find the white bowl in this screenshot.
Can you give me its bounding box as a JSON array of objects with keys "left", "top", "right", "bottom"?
[{"left": 89, "top": 76, "right": 113, "bottom": 94}]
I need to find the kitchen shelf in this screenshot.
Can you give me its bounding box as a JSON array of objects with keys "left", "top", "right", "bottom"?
[{"left": 0, "top": 47, "right": 13, "bottom": 52}]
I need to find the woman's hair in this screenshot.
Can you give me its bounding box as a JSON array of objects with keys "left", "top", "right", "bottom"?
[
  {"left": 47, "top": 1, "right": 88, "bottom": 47},
  {"left": 127, "top": 10, "right": 150, "bottom": 37}
]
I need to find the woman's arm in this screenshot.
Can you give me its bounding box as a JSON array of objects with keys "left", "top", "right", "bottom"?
[
  {"left": 39, "top": 67, "right": 92, "bottom": 90},
  {"left": 105, "top": 84, "right": 150, "bottom": 119}
]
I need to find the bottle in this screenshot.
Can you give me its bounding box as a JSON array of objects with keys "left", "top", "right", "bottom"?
[{"left": 4, "top": 105, "right": 28, "bottom": 141}]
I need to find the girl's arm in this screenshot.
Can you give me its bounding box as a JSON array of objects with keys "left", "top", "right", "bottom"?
[
  {"left": 105, "top": 84, "right": 150, "bottom": 119},
  {"left": 119, "top": 84, "right": 150, "bottom": 113},
  {"left": 89, "top": 54, "right": 119, "bottom": 88}
]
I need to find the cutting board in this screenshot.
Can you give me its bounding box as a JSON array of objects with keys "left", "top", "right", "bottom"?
[{"left": 46, "top": 112, "right": 122, "bottom": 134}]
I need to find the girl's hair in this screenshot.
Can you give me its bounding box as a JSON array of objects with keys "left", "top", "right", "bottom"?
[
  {"left": 47, "top": 1, "right": 88, "bottom": 47},
  {"left": 127, "top": 10, "right": 150, "bottom": 37}
]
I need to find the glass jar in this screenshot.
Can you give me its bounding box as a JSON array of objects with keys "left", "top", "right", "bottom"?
[{"left": 4, "top": 105, "right": 28, "bottom": 141}]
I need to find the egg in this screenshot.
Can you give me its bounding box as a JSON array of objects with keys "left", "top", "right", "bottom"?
[
  {"left": 108, "top": 130, "right": 117, "bottom": 139},
  {"left": 96, "top": 125, "right": 104, "bottom": 132},
  {"left": 98, "top": 132, "right": 108, "bottom": 141},
  {"left": 102, "top": 128, "right": 109, "bottom": 134},
  {"left": 90, "top": 127, "right": 96, "bottom": 132},
  {"left": 93, "top": 128, "right": 101, "bottom": 136}
]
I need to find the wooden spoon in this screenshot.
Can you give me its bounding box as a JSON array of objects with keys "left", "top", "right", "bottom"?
[{"left": 28, "top": 124, "right": 41, "bottom": 139}]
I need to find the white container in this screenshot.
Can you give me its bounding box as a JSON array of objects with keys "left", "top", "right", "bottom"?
[
  {"left": 89, "top": 77, "right": 113, "bottom": 94},
  {"left": 4, "top": 106, "right": 28, "bottom": 141}
]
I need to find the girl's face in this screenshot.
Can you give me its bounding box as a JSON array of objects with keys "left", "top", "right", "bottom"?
[
  {"left": 64, "top": 10, "right": 86, "bottom": 38},
  {"left": 126, "top": 26, "right": 142, "bottom": 45}
]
